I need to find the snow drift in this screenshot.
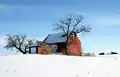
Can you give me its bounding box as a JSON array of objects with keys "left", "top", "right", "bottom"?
[{"left": 0, "top": 54, "right": 120, "bottom": 77}]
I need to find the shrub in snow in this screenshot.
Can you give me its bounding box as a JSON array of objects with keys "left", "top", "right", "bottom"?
[
  {"left": 83, "top": 52, "right": 95, "bottom": 56},
  {"left": 99, "top": 52, "right": 105, "bottom": 55},
  {"left": 111, "top": 52, "right": 118, "bottom": 54}
]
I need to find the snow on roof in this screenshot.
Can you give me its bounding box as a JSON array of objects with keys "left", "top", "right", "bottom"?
[{"left": 44, "top": 33, "right": 67, "bottom": 44}]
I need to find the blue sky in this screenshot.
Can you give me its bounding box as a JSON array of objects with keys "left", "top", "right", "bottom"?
[{"left": 0, "top": 0, "right": 120, "bottom": 54}]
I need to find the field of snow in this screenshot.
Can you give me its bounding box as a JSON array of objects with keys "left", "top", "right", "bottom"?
[{"left": 0, "top": 54, "right": 120, "bottom": 77}]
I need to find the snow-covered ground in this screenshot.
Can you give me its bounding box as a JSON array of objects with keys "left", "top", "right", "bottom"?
[{"left": 0, "top": 54, "right": 120, "bottom": 77}]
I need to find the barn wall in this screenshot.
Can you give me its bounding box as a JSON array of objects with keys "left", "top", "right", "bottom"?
[
  {"left": 67, "top": 34, "right": 82, "bottom": 56},
  {"left": 37, "top": 46, "right": 52, "bottom": 54}
]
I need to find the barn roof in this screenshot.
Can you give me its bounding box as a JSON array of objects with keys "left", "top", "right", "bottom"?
[
  {"left": 30, "top": 40, "right": 50, "bottom": 47},
  {"left": 43, "top": 33, "right": 67, "bottom": 44},
  {"left": 30, "top": 41, "right": 38, "bottom": 47}
]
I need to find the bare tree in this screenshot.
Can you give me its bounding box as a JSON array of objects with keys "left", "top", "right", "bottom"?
[
  {"left": 4, "top": 34, "right": 33, "bottom": 54},
  {"left": 53, "top": 13, "right": 91, "bottom": 55}
]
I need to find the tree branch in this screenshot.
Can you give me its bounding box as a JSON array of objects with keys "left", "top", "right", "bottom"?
[
  {"left": 70, "top": 15, "right": 83, "bottom": 35},
  {"left": 67, "top": 14, "right": 72, "bottom": 38},
  {"left": 5, "top": 34, "right": 33, "bottom": 54},
  {"left": 53, "top": 13, "right": 91, "bottom": 55}
]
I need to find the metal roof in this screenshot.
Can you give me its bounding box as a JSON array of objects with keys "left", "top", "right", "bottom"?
[
  {"left": 43, "top": 33, "right": 67, "bottom": 44},
  {"left": 30, "top": 41, "right": 38, "bottom": 47}
]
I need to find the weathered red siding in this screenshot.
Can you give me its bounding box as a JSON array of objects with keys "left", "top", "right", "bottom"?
[
  {"left": 37, "top": 46, "right": 52, "bottom": 54},
  {"left": 67, "top": 33, "right": 82, "bottom": 56}
]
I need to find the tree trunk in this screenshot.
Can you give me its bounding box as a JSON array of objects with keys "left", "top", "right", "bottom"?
[
  {"left": 14, "top": 46, "right": 27, "bottom": 54},
  {"left": 22, "top": 52, "right": 27, "bottom": 54},
  {"left": 28, "top": 49, "right": 31, "bottom": 54},
  {"left": 64, "top": 43, "right": 68, "bottom": 55}
]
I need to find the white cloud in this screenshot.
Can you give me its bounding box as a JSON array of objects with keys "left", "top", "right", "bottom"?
[
  {"left": 90, "top": 15, "right": 120, "bottom": 27},
  {"left": 80, "top": 35, "right": 120, "bottom": 53},
  {"left": 0, "top": 35, "right": 45, "bottom": 47},
  {"left": 28, "top": 36, "right": 45, "bottom": 41},
  {"left": 0, "top": 36, "right": 7, "bottom": 47}
]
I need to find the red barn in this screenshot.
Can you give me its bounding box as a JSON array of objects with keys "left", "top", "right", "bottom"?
[
  {"left": 29, "top": 41, "right": 52, "bottom": 54},
  {"left": 43, "top": 32, "right": 82, "bottom": 56}
]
